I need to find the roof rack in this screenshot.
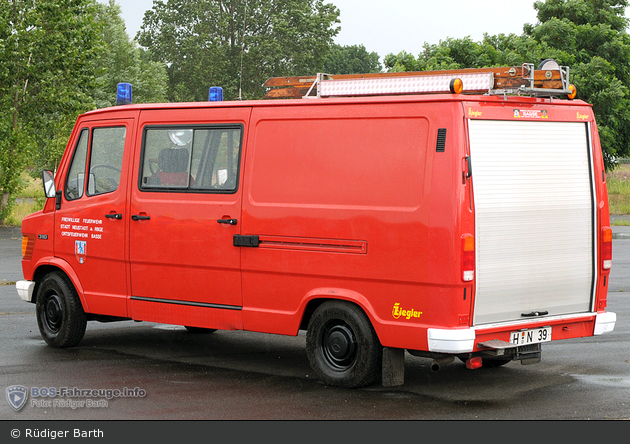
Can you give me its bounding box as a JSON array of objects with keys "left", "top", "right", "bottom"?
[{"left": 263, "top": 61, "right": 575, "bottom": 100}]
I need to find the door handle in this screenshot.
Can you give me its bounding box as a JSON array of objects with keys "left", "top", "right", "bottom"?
[
  {"left": 131, "top": 215, "right": 151, "bottom": 221},
  {"left": 217, "top": 218, "right": 237, "bottom": 225},
  {"left": 521, "top": 311, "right": 549, "bottom": 317},
  {"left": 105, "top": 213, "right": 122, "bottom": 220}
]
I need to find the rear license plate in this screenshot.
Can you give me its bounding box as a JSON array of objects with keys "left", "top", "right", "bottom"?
[{"left": 509, "top": 327, "right": 552, "bottom": 345}]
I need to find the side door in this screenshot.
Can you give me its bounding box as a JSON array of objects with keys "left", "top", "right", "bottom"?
[
  {"left": 55, "top": 119, "right": 134, "bottom": 318},
  {"left": 128, "top": 108, "right": 250, "bottom": 330}
]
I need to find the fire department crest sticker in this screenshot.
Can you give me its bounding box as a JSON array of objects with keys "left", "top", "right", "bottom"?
[
  {"left": 6, "top": 385, "right": 28, "bottom": 411},
  {"left": 75, "top": 240, "right": 87, "bottom": 264}
]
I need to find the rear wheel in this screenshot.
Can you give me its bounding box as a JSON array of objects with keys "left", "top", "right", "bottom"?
[
  {"left": 306, "top": 301, "right": 382, "bottom": 388},
  {"left": 36, "top": 272, "right": 87, "bottom": 347}
]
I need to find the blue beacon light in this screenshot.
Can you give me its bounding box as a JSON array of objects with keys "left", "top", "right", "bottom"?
[
  {"left": 116, "top": 83, "right": 133, "bottom": 106},
  {"left": 209, "top": 87, "right": 224, "bottom": 102}
]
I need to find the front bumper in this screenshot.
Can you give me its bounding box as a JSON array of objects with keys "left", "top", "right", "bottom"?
[{"left": 16, "top": 280, "right": 35, "bottom": 302}]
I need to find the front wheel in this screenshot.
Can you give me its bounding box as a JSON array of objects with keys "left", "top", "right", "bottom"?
[
  {"left": 306, "top": 301, "right": 382, "bottom": 388},
  {"left": 36, "top": 272, "right": 87, "bottom": 347}
]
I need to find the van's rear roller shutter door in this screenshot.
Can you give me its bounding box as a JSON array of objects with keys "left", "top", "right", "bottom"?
[{"left": 468, "top": 120, "right": 595, "bottom": 326}]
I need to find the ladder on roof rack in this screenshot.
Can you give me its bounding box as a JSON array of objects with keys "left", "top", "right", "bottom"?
[{"left": 263, "top": 61, "right": 575, "bottom": 100}]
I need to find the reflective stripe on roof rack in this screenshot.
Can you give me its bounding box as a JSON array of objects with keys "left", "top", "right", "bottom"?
[
  {"left": 312, "top": 72, "right": 495, "bottom": 98},
  {"left": 263, "top": 61, "right": 576, "bottom": 100}
]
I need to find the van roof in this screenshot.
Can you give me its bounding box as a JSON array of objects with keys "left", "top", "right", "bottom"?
[{"left": 81, "top": 93, "right": 591, "bottom": 118}]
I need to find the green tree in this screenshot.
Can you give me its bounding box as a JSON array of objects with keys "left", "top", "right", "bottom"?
[
  {"left": 383, "top": 50, "right": 421, "bottom": 73},
  {"left": 384, "top": 37, "right": 498, "bottom": 72},
  {"left": 533, "top": 0, "right": 629, "bottom": 31},
  {"left": 324, "top": 44, "right": 382, "bottom": 74},
  {"left": 92, "top": 0, "right": 168, "bottom": 109},
  {"left": 137, "top": 0, "right": 340, "bottom": 101},
  {"left": 383, "top": 0, "right": 630, "bottom": 169},
  {"left": 527, "top": 0, "right": 630, "bottom": 167},
  {"left": 0, "top": 0, "right": 104, "bottom": 220}
]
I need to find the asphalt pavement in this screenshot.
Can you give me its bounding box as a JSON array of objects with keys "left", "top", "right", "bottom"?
[
  {"left": 1, "top": 223, "right": 629, "bottom": 423},
  {"left": 0, "top": 226, "right": 23, "bottom": 284}
]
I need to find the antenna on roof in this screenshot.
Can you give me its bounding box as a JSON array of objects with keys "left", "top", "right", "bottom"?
[{"left": 238, "top": 0, "right": 249, "bottom": 101}]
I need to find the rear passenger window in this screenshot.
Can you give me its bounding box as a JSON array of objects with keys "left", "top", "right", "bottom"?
[{"left": 140, "top": 126, "right": 242, "bottom": 192}]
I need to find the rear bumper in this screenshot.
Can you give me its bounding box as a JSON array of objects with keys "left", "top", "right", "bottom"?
[
  {"left": 16, "top": 280, "right": 35, "bottom": 303},
  {"left": 594, "top": 312, "right": 616, "bottom": 335},
  {"left": 427, "top": 328, "right": 475, "bottom": 353},
  {"left": 427, "top": 312, "right": 616, "bottom": 354}
]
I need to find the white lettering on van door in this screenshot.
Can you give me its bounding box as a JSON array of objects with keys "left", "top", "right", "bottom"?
[{"left": 60, "top": 217, "right": 104, "bottom": 240}]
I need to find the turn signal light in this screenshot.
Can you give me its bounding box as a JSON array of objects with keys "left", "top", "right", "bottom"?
[
  {"left": 602, "top": 227, "right": 612, "bottom": 270},
  {"left": 462, "top": 234, "right": 475, "bottom": 281},
  {"left": 22, "top": 234, "right": 35, "bottom": 260}
]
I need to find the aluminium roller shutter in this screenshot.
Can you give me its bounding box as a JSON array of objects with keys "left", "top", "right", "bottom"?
[{"left": 468, "top": 120, "right": 595, "bottom": 325}]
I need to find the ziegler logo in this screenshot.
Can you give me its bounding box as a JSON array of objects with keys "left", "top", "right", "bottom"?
[
  {"left": 392, "top": 303, "right": 423, "bottom": 320},
  {"left": 577, "top": 111, "right": 590, "bottom": 121},
  {"left": 468, "top": 108, "right": 482, "bottom": 118}
]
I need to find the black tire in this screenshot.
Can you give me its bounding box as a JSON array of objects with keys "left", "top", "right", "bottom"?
[
  {"left": 306, "top": 301, "right": 382, "bottom": 388},
  {"left": 184, "top": 326, "right": 217, "bottom": 334},
  {"left": 36, "top": 272, "right": 87, "bottom": 348}
]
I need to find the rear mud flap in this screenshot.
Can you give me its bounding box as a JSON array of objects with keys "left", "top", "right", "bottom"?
[{"left": 382, "top": 347, "right": 405, "bottom": 387}]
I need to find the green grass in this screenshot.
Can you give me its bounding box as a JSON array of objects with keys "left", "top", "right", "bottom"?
[
  {"left": 3, "top": 172, "right": 46, "bottom": 227},
  {"left": 19, "top": 173, "right": 46, "bottom": 199},
  {"left": 5, "top": 199, "right": 44, "bottom": 227},
  {"left": 606, "top": 164, "right": 630, "bottom": 216}
]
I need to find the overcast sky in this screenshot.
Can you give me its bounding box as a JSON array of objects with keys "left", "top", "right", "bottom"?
[{"left": 98, "top": 0, "right": 628, "bottom": 59}]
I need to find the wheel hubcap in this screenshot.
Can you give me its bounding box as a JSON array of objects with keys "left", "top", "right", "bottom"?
[
  {"left": 44, "top": 294, "right": 63, "bottom": 333},
  {"left": 322, "top": 323, "right": 357, "bottom": 371}
]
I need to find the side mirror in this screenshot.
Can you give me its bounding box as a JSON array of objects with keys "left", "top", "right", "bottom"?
[{"left": 42, "top": 170, "right": 56, "bottom": 198}]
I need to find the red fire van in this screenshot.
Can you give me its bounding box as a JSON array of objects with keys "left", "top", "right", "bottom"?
[{"left": 16, "top": 62, "right": 616, "bottom": 388}]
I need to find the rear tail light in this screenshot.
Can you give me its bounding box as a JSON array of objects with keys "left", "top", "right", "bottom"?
[
  {"left": 602, "top": 227, "right": 612, "bottom": 270},
  {"left": 462, "top": 234, "right": 475, "bottom": 281},
  {"left": 466, "top": 357, "right": 483, "bottom": 369}
]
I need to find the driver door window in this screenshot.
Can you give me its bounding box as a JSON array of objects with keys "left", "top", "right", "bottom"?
[
  {"left": 88, "top": 127, "right": 126, "bottom": 196},
  {"left": 65, "top": 129, "right": 89, "bottom": 201},
  {"left": 64, "top": 126, "right": 126, "bottom": 200}
]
